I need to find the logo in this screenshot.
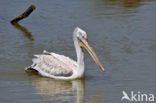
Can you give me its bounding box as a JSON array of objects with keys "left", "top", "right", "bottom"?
[{"left": 121, "top": 91, "right": 155, "bottom": 102}]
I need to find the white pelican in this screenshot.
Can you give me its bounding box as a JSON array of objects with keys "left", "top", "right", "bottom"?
[{"left": 25, "top": 27, "right": 105, "bottom": 80}]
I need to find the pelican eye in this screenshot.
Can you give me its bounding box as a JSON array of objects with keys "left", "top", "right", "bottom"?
[{"left": 77, "top": 37, "right": 81, "bottom": 41}]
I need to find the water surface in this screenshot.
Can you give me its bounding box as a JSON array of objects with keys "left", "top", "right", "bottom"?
[{"left": 0, "top": 0, "right": 156, "bottom": 103}]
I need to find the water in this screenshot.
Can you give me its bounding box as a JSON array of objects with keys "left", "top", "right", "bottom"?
[{"left": 0, "top": 0, "right": 156, "bottom": 103}]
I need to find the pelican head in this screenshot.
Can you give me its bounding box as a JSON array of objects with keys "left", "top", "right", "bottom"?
[{"left": 73, "top": 27, "right": 105, "bottom": 72}]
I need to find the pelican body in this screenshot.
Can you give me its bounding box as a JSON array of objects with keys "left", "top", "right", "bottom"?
[{"left": 25, "top": 27, "right": 105, "bottom": 80}]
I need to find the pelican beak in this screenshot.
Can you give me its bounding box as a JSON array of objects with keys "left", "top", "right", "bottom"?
[{"left": 79, "top": 37, "right": 105, "bottom": 72}]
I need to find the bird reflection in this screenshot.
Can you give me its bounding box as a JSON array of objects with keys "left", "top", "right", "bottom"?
[
  {"left": 86, "top": 90, "right": 104, "bottom": 103},
  {"left": 11, "top": 23, "right": 34, "bottom": 40},
  {"left": 26, "top": 72, "right": 84, "bottom": 103}
]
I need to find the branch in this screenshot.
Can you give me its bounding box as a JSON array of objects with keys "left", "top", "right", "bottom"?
[{"left": 11, "top": 5, "right": 36, "bottom": 24}]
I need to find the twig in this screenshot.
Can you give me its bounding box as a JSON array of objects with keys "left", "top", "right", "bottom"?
[{"left": 11, "top": 5, "right": 36, "bottom": 23}]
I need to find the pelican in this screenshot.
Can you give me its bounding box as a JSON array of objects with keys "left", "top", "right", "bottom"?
[{"left": 25, "top": 27, "right": 105, "bottom": 80}]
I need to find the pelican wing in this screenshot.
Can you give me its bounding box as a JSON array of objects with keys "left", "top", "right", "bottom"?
[{"left": 26, "top": 50, "right": 77, "bottom": 77}]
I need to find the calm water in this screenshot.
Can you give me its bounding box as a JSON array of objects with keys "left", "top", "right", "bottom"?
[{"left": 0, "top": 0, "right": 156, "bottom": 103}]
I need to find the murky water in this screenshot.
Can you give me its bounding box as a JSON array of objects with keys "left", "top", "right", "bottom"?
[{"left": 0, "top": 0, "right": 156, "bottom": 103}]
